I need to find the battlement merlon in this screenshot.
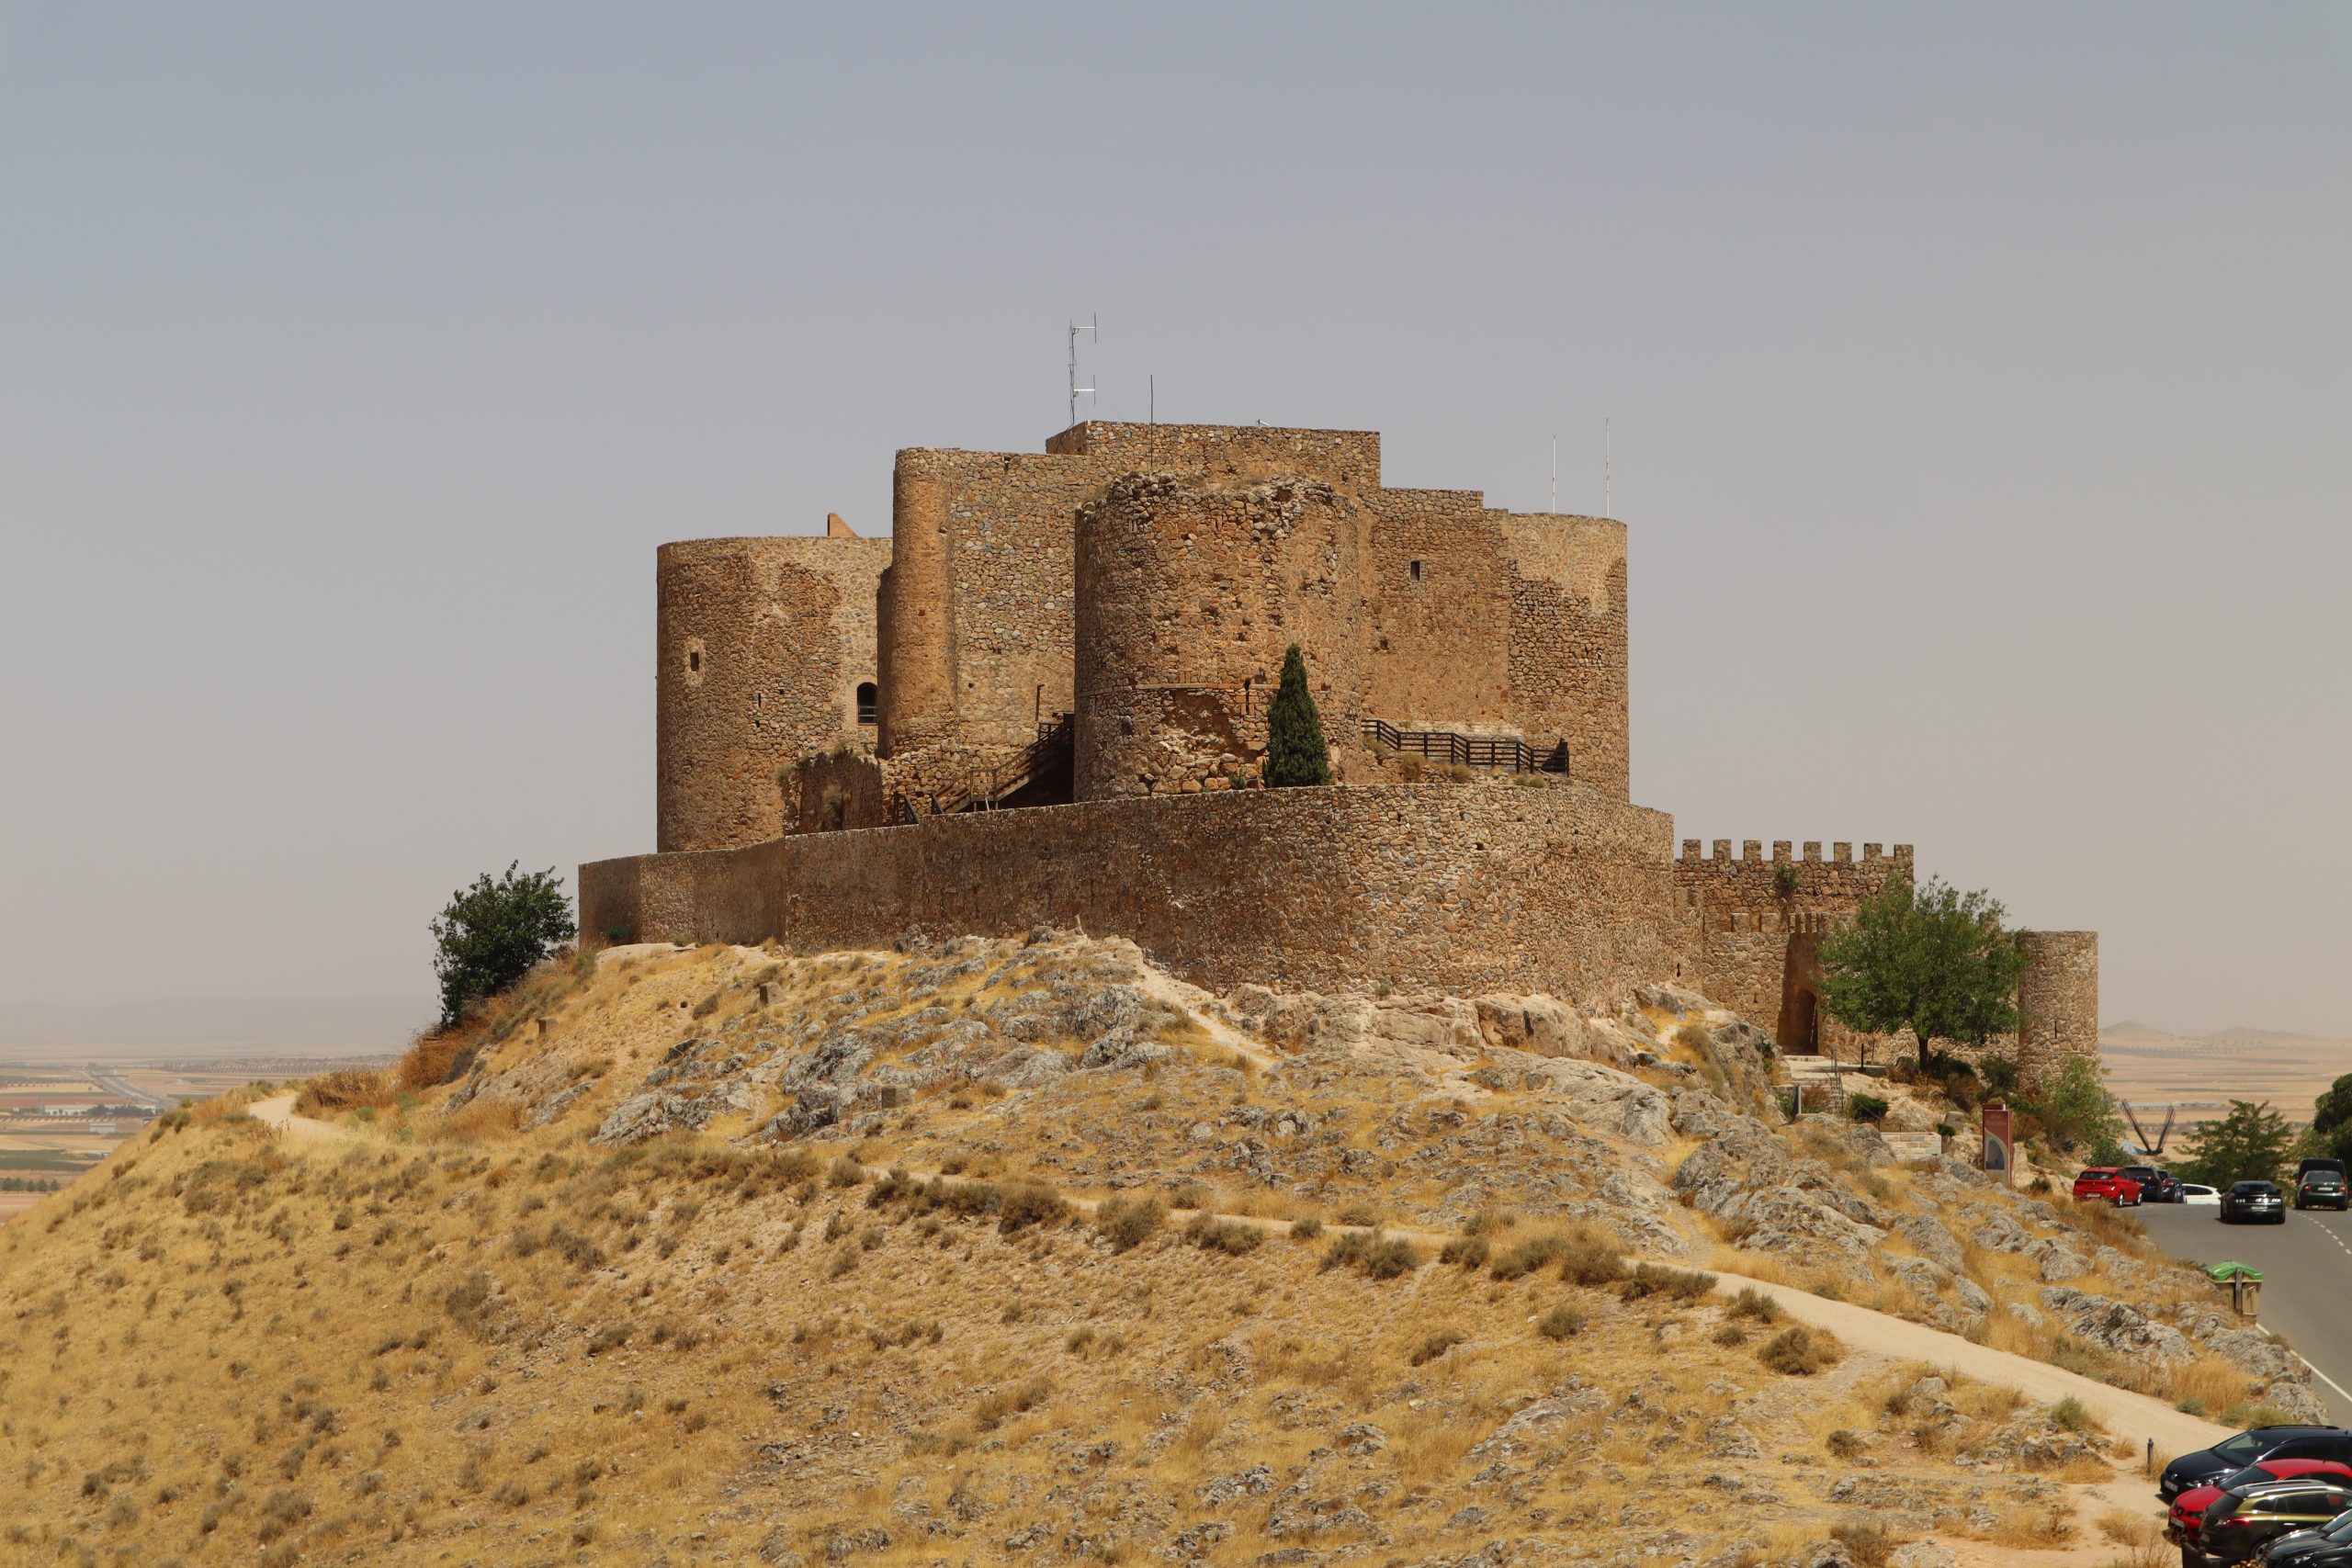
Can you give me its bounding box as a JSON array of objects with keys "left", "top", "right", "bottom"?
[{"left": 1676, "top": 840, "right": 1913, "bottom": 871}]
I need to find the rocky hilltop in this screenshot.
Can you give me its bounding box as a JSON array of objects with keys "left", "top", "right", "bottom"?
[{"left": 0, "top": 933, "right": 2290, "bottom": 1565}]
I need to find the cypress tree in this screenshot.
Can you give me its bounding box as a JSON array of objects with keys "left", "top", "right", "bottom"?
[{"left": 1263, "top": 644, "right": 1331, "bottom": 787}]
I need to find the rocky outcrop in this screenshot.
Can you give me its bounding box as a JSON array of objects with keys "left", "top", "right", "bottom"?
[{"left": 2038, "top": 1287, "right": 2197, "bottom": 1364}]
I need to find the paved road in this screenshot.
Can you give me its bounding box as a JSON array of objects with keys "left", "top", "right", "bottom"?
[{"left": 2139, "top": 1203, "right": 2352, "bottom": 1425}]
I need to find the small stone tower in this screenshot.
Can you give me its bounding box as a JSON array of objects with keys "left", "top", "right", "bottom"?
[
  {"left": 2016, "top": 930, "right": 2100, "bottom": 1084},
  {"left": 656, "top": 533, "right": 889, "bottom": 852}
]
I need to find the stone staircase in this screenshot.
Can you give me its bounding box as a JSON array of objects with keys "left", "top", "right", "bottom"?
[{"left": 1781, "top": 1055, "right": 1847, "bottom": 1120}]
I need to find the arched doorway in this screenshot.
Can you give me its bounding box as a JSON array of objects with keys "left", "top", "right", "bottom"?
[
  {"left": 856, "top": 682, "right": 878, "bottom": 726},
  {"left": 1776, "top": 929, "right": 1826, "bottom": 1055}
]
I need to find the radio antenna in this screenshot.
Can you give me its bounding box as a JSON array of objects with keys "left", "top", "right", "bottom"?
[
  {"left": 1604, "top": 416, "right": 1612, "bottom": 516},
  {"left": 1550, "top": 434, "right": 1557, "bottom": 514},
  {"left": 1068, "top": 315, "right": 1098, "bottom": 428}
]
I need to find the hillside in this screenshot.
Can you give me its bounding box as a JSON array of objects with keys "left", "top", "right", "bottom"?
[{"left": 0, "top": 934, "right": 2294, "bottom": 1565}]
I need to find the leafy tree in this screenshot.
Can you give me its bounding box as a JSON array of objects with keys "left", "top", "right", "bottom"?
[
  {"left": 2175, "top": 1100, "right": 2294, "bottom": 1189},
  {"left": 2033, "top": 1055, "right": 2125, "bottom": 1162},
  {"left": 1263, "top": 644, "right": 1330, "bottom": 788},
  {"left": 430, "top": 863, "right": 576, "bottom": 1028},
  {"left": 2308, "top": 1073, "right": 2352, "bottom": 1166},
  {"left": 1815, "top": 875, "right": 2024, "bottom": 1075}
]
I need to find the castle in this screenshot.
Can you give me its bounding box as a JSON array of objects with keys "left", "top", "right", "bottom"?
[{"left": 582, "top": 420, "right": 2098, "bottom": 1077}]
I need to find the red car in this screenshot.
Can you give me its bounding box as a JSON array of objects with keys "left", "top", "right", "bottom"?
[
  {"left": 2074, "top": 1168, "right": 2143, "bottom": 1205},
  {"left": 2168, "top": 1459, "right": 2352, "bottom": 1550}
]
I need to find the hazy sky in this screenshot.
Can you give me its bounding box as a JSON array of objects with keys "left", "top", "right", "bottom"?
[{"left": 2, "top": 3, "right": 2346, "bottom": 1039}]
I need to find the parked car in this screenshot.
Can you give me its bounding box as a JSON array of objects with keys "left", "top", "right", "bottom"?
[
  {"left": 2225, "top": 1181, "right": 2290, "bottom": 1224},
  {"left": 2122, "top": 1163, "right": 2184, "bottom": 1202},
  {"left": 2194, "top": 1478, "right": 2352, "bottom": 1567},
  {"left": 2174, "top": 1461, "right": 2352, "bottom": 1548},
  {"left": 2180, "top": 1183, "right": 2223, "bottom": 1206},
  {"left": 2162, "top": 1428, "right": 2352, "bottom": 1504},
  {"left": 2074, "top": 1168, "right": 2144, "bottom": 1205},
  {"left": 2299, "top": 1158, "right": 2348, "bottom": 1183},
  {"left": 2259, "top": 1504, "right": 2352, "bottom": 1565},
  {"left": 2300, "top": 1169, "right": 2351, "bottom": 1212}
]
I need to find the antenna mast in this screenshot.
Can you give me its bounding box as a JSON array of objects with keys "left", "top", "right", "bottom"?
[
  {"left": 1604, "top": 416, "right": 1612, "bottom": 516},
  {"left": 1549, "top": 434, "right": 1557, "bottom": 514},
  {"left": 1068, "top": 315, "right": 1098, "bottom": 428}
]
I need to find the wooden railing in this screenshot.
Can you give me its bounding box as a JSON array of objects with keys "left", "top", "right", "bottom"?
[
  {"left": 899, "top": 715, "right": 1074, "bottom": 821},
  {"left": 1361, "top": 717, "right": 1568, "bottom": 776}
]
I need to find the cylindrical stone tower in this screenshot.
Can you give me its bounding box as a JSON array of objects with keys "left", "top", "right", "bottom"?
[
  {"left": 1072, "top": 472, "right": 1367, "bottom": 800},
  {"left": 875, "top": 452, "right": 956, "bottom": 757},
  {"left": 2016, "top": 930, "right": 2099, "bottom": 1088},
  {"left": 656, "top": 535, "right": 888, "bottom": 852}
]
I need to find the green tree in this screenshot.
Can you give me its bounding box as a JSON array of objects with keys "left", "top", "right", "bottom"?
[
  {"left": 1262, "top": 644, "right": 1330, "bottom": 787},
  {"left": 2033, "top": 1055, "right": 2125, "bottom": 1162},
  {"left": 1816, "top": 875, "right": 2024, "bottom": 1075},
  {"left": 2175, "top": 1100, "right": 2294, "bottom": 1189},
  {"left": 430, "top": 863, "right": 576, "bottom": 1028},
  {"left": 2308, "top": 1073, "right": 2352, "bottom": 1166}
]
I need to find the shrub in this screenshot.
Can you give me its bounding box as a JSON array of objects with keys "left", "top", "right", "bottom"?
[
  {"left": 1711, "top": 1324, "right": 1747, "bottom": 1347},
  {"left": 2048, "top": 1395, "right": 2100, "bottom": 1434},
  {"left": 1409, "top": 1329, "right": 1464, "bottom": 1366},
  {"left": 1335, "top": 1202, "right": 1384, "bottom": 1226},
  {"left": 1186, "top": 1214, "right": 1264, "bottom": 1256},
  {"left": 1537, "top": 1303, "right": 1586, "bottom": 1340},
  {"left": 1847, "top": 1093, "right": 1890, "bottom": 1124},
  {"left": 1825, "top": 1428, "right": 1866, "bottom": 1460},
  {"left": 2222, "top": 1400, "right": 2294, "bottom": 1428},
  {"left": 1617, "top": 1263, "right": 1715, "bottom": 1302},
  {"left": 294, "top": 1070, "right": 391, "bottom": 1117},
  {"left": 1287, "top": 1216, "right": 1323, "bottom": 1241},
  {"left": 1439, "top": 1234, "right": 1490, "bottom": 1269},
  {"left": 1555, "top": 1226, "right": 1625, "bottom": 1286},
  {"left": 429, "top": 863, "right": 576, "bottom": 1028},
  {"left": 972, "top": 1377, "right": 1050, "bottom": 1432},
  {"left": 1322, "top": 1229, "right": 1420, "bottom": 1280},
  {"left": 1758, "top": 1325, "right": 1843, "bottom": 1375},
  {"left": 996, "top": 1181, "right": 1067, "bottom": 1234},
  {"left": 1094, "top": 1197, "right": 1164, "bottom": 1253},
  {"left": 1489, "top": 1231, "right": 1570, "bottom": 1281},
  {"left": 1727, "top": 1286, "right": 1781, "bottom": 1323},
  {"left": 1829, "top": 1522, "right": 1893, "bottom": 1568}
]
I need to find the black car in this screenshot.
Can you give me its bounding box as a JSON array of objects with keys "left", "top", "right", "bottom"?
[
  {"left": 2123, "top": 1163, "right": 2184, "bottom": 1202},
  {"left": 2225, "top": 1181, "right": 2290, "bottom": 1224},
  {"left": 2261, "top": 1506, "right": 2352, "bottom": 1565},
  {"left": 2300, "top": 1170, "right": 2351, "bottom": 1212},
  {"left": 2198, "top": 1479, "right": 2352, "bottom": 1567},
  {"left": 2164, "top": 1427, "right": 2352, "bottom": 1503}
]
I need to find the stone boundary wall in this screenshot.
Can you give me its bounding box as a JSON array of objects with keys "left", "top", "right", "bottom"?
[{"left": 582, "top": 784, "right": 1687, "bottom": 1007}]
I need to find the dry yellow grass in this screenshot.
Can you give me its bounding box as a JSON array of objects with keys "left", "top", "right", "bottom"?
[{"left": 0, "top": 942, "right": 2194, "bottom": 1562}]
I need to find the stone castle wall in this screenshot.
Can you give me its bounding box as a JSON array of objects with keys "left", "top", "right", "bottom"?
[
  {"left": 1674, "top": 839, "right": 1915, "bottom": 1058},
  {"left": 1073, "top": 473, "right": 1369, "bottom": 799},
  {"left": 582, "top": 783, "right": 1687, "bottom": 1007},
  {"left": 1501, "top": 514, "right": 1629, "bottom": 802},
  {"left": 656, "top": 536, "right": 889, "bottom": 853}
]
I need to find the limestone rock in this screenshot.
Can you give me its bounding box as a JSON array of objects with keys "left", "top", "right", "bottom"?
[
  {"left": 2038, "top": 1287, "right": 2197, "bottom": 1363},
  {"left": 1892, "top": 1213, "right": 1964, "bottom": 1273},
  {"left": 1888, "top": 1544, "right": 1955, "bottom": 1568},
  {"left": 1517, "top": 1057, "right": 1671, "bottom": 1145}
]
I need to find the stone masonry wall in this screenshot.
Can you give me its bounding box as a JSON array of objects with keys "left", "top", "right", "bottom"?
[
  {"left": 1073, "top": 472, "right": 1368, "bottom": 799},
  {"left": 2015, "top": 931, "right": 2099, "bottom": 1086},
  {"left": 1501, "top": 514, "right": 1629, "bottom": 802},
  {"left": 582, "top": 783, "right": 1687, "bottom": 1008},
  {"left": 1673, "top": 839, "right": 1914, "bottom": 1055},
  {"left": 1361, "top": 490, "right": 1512, "bottom": 735},
  {"left": 656, "top": 536, "right": 889, "bottom": 853}
]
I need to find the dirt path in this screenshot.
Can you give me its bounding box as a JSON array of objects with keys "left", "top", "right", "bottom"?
[
  {"left": 248, "top": 1092, "right": 347, "bottom": 1144},
  {"left": 1690, "top": 1265, "right": 2230, "bottom": 1463}
]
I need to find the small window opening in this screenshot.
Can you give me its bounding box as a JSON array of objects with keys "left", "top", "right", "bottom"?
[
  {"left": 1409, "top": 559, "right": 1423, "bottom": 581},
  {"left": 688, "top": 649, "right": 701, "bottom": 672},
  {"left": 855, "top": 682, "right": 878, "bottom": 725}
]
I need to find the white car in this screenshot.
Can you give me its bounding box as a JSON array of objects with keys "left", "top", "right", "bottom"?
[{"left": 2177, "top": 1183, "right": 2222, "bottom": 1207}]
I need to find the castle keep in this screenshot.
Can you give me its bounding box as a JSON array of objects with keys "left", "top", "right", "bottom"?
[{"left": 586, "top": 420, "right": 2098, "bottom": 1074}]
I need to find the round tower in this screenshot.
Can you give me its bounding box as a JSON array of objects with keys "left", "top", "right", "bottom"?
[
  {"left": 2016, "top": 930, "right": 2099, "bottom": 1088},
  {"left": 1072, "top": 472, "right": 1367, "bottom": 800},
  {"left": 657, "top": 535, "right": 888, "bottom": 852}
]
